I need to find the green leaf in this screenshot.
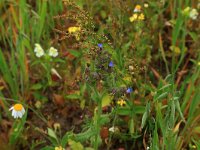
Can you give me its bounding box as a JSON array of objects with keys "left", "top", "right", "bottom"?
[
  {"left": 188, "top": 31, "right": 198, "bottom": 41},
  {"left": 116, "top": 107, "right": 131, "bottom": 115},
  {"left": 155, "top": 92, "right": 168, "bottom": 101},
  {"left": 75, "top": 128, "right": 95, "bottom": 142},
  {"left": 134, "top": 106, "right": 146, "bottom": 114},
  {"left": 129, "top": 118, "right": 134, "bottom": 134},
  {"left": 99, "top": 114, "right": 110, "bottom": 125},
  {"left": 102, "top": 94, "right": 112, "bottom": 107},
  {"left": 69, "top": 50, "right": 82, "bottom": 57},
  {"left": 61, "top": 133, "right": 69, "bottom": 147},
  {"left": 66, "top": 94, "right": 80, "bottom": 99},
  {"left": 158, "top": 84, "right": 172, "bottom": 91},
  {"left": 40, "top": 146, "right": 54, "bottom": 150},
  {"left": 141, "top": 102, "right": 151, "bottom": 129},
  {"left": 68, "top": 139, "right": 84, "bottom": 150},
  {"left": 47, "top": 128, "right": 58, "bottom": 143},
  {"left": 31, "top": 83, "right": 43, "bottom": 90}
]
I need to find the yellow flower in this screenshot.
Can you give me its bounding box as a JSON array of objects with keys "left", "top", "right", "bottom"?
[
  {"left": 169, "top": 46, "right": 181, "bottom": 55},
  {"left": 68, "top": 26, "right": 81, "bottom": 34},
  {"left": 197, "top": 62, "right": 200, "bottom": 66},
  {"left": 75, "top": 34, "right": 80, "bottom": 40},
  {"left": 129, "top": 14, "right": 138, "bottom": 22},
  {"left": 68, "top": 26, "right": 81, "bottom": 40},
  {"left": 134, "top": 5, "right": 141, "bottom": 12},
  {"left": 117, "top": 99, "right": 126, "bottom": 106},
  {"left": 55, "top": 146, "right": 64, "bottom": 150},
  {"left": 191, "top": 145, "right": 196, "bottom": 149},
  {"left": 138, "top": 13, "right": 145, "bottom": 20}
]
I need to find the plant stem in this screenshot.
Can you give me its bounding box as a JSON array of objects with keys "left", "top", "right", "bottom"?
[{"left": 94, "top": 96, "right": 102, "bottom": 150}]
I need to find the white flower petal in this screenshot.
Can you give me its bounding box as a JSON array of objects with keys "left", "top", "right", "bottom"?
[
  {"left": 48, "top": 47, "right": 58, "bottom": 57},
  {"left": 34, "top": 43, "right": 44, "bottom": 57},
  {"left": 17, "top": 111, "right": 22, "bottom": 118},
  {"left": 9, "top": 106, "right": 14, "bottom": 111},
  {"left": 21, "top": 108, "right": 25, "bottom": 115},
  {"left": 13, "top": 111, "right": 17, "bottom": 118},
  {"left": 109, "top": 126, "right": 115, "bottom": 132},
  {"left": 17, "top": 111, "right": 21, "bottom": 118},
  {"left": 189, "top": 9, "right": 198, "bottom": 20},
  {"left": 12, "top": 109, "right": 15, "bottom": 116},
  {"left": 134, "top": 9, "right": 140, "bottom": 13},
  {"left": 51, "top": 68, "right": 62, "bottom": 79}
]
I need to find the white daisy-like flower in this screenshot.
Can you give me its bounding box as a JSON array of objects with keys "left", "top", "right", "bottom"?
[
  {"left": 9, "top": 103, "right": 25, "bottom": 119},
  {"left": 134, "top": 5, "right": 141, "bottom": 13},
  {"left": 144, "top": 3, "right": 149, "bottom": 8},
  {"left": 34, "top": 43, "right": 45, "bottom": 58},
  {"left": 48, "top": 47, "right": 58, "bottom": 57},
  {"left": 189, "top": 8, "right": 198, "bottom": 20}
]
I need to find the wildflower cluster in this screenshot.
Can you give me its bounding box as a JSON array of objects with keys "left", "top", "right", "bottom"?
[
  {"left": 129, "top": 5, "right": 145, "bottom": 22},
  {"left": 34, "top": 43, "right": 58, "bottom": 58},
  {"left": 53, "top": 1, "right": 94, "bottom": 42},
  {"left": 84, "top": 43, "right": 114, "bottom": 83},
  {"left": 182, "top": 7, "right": 198, "bottom": 20},
  {"left": 84, "top": 43, "right": 134, "bottom": 107}
]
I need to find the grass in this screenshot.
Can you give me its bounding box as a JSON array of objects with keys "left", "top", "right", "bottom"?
[{"left": 0, "top": 0, "right": 199, "bottom": 150}]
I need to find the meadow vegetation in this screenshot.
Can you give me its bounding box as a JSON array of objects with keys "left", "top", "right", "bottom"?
[{"left": 0, "top": 0, "right": 200, "bottom": 150}]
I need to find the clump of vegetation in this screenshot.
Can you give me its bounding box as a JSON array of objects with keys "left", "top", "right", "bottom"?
[{"left": 0, "top": 0, "right": 199, "bottom": 150}]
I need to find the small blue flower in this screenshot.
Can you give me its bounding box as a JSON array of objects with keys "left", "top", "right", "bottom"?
[
  {"left": 109, "top": 61, "right": 114, "bottom": 67},
  {"left": 126, "top": 87, "right": 133, "bottom": 93},
  {"left": 98, "top": 43, "right": 103, "bottom": 48}
]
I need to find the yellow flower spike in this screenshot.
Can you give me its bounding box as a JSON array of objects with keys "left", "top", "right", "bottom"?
[
  {"left": 129, "top": 14, "right": 138, "bottom": 22},
  {"left": 138, "top": 13, "right": 145, "bottom": 20},
  {"left": 117, "top": 99, "right": 126, "bottom": 106}
]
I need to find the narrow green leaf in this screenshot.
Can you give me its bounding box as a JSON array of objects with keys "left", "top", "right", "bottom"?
[
  {"left": 47, "top": 128, "right": 58, "bottom": 143},
  {"left": 155, "top": 92, "right": 168, "bottom": 101}
]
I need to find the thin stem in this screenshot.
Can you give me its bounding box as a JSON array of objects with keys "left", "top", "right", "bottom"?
[
  {"left": 94, "top": 96, "right": 102, "bottom": 150},
  {"left": 0, "top": 96, "right": 48, "bottom": 123}
]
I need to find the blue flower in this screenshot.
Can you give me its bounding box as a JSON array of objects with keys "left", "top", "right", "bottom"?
[
  {"left": 98, "top": 43, "right": 103, "bottom": 48},
  {"left": 126, "top": 87, "right": 133, "bottom": 93},
  {"left": 109, "top": 61, "right": 114, "bottom": 67}
]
